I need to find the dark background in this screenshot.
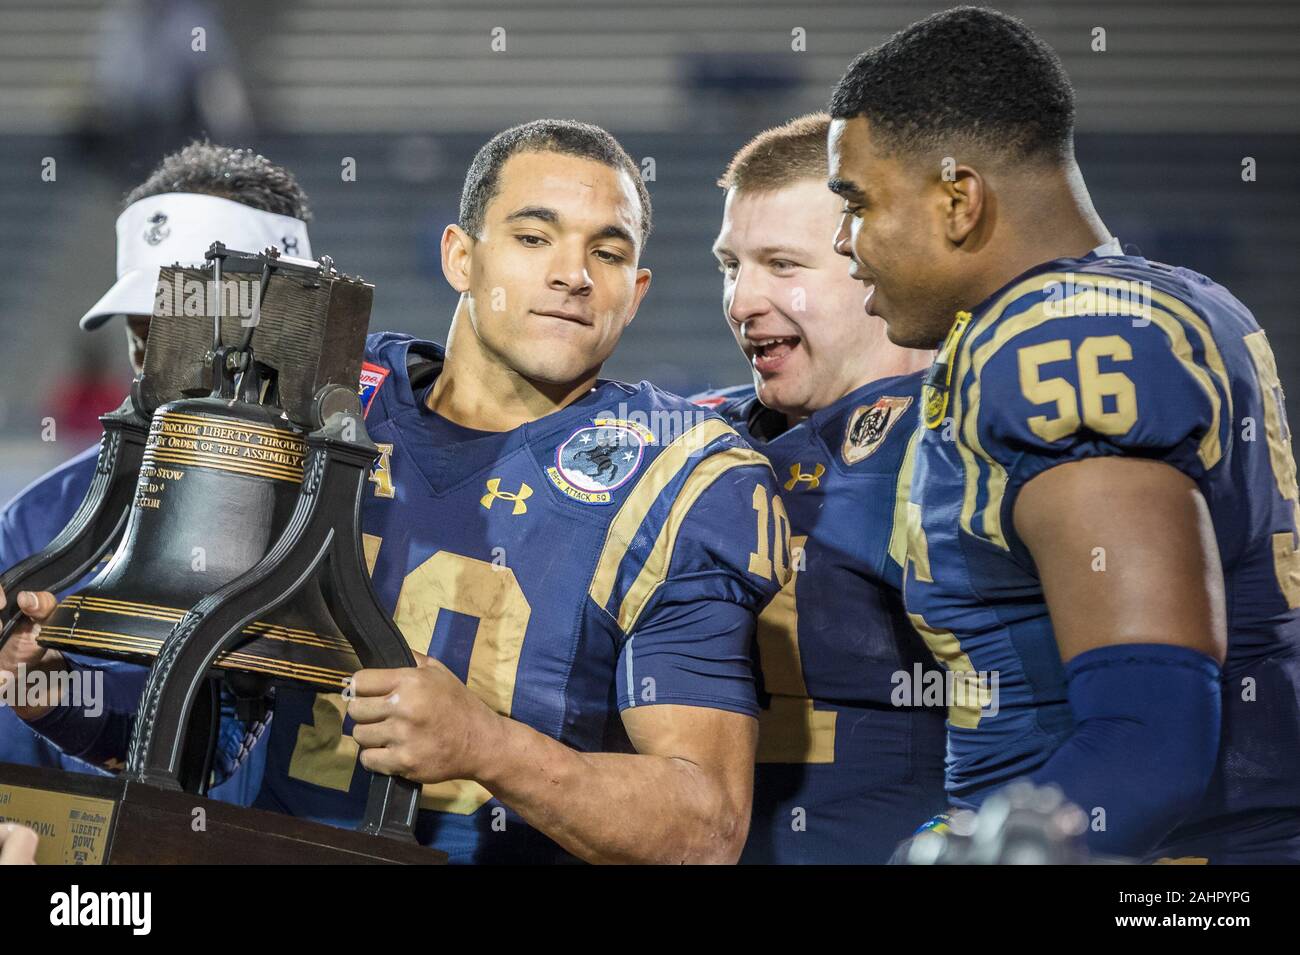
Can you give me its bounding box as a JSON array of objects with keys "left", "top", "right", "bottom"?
[{"left": 0, "top": 0, "right": 1296, "bottom": 496}]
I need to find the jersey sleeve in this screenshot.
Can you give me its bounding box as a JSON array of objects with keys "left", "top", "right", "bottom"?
[
  {"left": 587, "top": 422, "right": 791, "bottom": 717},
  {"left": 957, "top": 299, "right": 1233, "bottom": 549},
  {"left": 0, "top": 502, "right": 35, "bottom": 571},
  {"left": 0, "top": 443, "right": 100, "bottom": 570},
  {"left": 23, "top": 658, "right": 149, "bottom": 767}
]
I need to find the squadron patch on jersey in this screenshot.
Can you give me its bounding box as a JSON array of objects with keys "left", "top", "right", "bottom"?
[
  {"left": 547, "top": 419, "right": 648, "bottom": 504},
  {"left": 358, "top": 361, "right": 390, "bottom": 418},
  {"left": 843, "top": 395, "right": 913, "bottom": 465}
]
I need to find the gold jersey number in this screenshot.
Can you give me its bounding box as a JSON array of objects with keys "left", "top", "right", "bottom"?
[
  {"left": 288, "top": 549, "right": 530, "bottom": 815},
  {"left": 1244, "top": 330, "right": 1300, "bottom": 607},
  {"left": 290, "top": 480, "right": 788, "bottom": 809}
]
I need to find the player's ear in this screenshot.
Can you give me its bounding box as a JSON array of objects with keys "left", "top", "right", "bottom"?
[
  {"left": 623, "top": 267, "right": 652, "bottom": 328},
  {"left": 441, "top": 224, "right": 474, "bottom": 294},
  {"left": 941, "top": 163, "right": 985, "bottom": 246}
]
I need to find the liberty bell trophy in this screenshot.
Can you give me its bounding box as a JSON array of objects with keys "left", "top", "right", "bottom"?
[{"left": 0, "top": 245, "right": 439, "bottom": 864}]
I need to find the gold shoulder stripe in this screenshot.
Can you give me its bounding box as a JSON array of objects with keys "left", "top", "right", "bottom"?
[
  {"left": 616, "top": 446, "right": 771, "bottom": 633},
  {"left": 957, "top": 290, "right": 1225, "bottom": 549},
  {"left": 954, "top": 272, "right": 1082, "bottom": 379},
  {"left": 946, "top": 273, "right": 1078, "bottom": 548},
  {"left": 588, "top": 417, "right": 740, "bottom": 614},
  {"left": 1146, "top": 287, "right": 1234, "bottom": 452},
  {"left": 959, "top": 291, "right": 1148, "bottom": 547}
]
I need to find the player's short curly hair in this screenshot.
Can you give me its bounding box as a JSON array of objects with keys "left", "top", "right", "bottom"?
[
  {"left": 122, "top": 140, "right": 313, "bottom": 220},
  {"left": 458, "top": 119, "right": 652, "bottom": 246},
  {"left": 828, "top": 7, "right": 1075, "bottom": 163}
]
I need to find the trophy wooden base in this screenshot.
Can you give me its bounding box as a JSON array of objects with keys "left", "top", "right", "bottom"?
[{"left": 0, "top": 762, "right": 444, "bottom": 865}]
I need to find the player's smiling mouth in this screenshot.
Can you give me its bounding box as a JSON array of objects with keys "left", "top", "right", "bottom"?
[{"left": 749, "top": 335, "right": 801, "bottom": 374}]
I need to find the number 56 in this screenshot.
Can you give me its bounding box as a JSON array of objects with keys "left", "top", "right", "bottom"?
[{"left": 1018, "top": 334, "right": 1138, "bottom": 441}]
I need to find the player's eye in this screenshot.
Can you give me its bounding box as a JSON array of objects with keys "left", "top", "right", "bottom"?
[
  {"left": 842, "top": 202, "right": 864, "bottom": 217},
  {"left": 718, "top": 259, "right": 739, "bottom": 277},
  {"left": 516, "top": 233, "right": 548, "bottom": 247},
  {"left": 770, "top": 259, "right": 799, "bottom": 273},
  {"left": 593, "top": 248, "right": 626, "bottom": 264}
]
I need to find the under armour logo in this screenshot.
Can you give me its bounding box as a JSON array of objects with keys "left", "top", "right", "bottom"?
[
  {"left": 783, "top": 463, "right": 825, "bottom": 491},
  {"left": 481, "top": 478, "right": 532, "bottom": 515},
  {"left": 282, "top": 235, "right": 299, "bottom": 254}
]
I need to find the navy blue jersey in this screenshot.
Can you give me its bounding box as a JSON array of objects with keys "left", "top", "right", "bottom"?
[
  {"left": 903, "top": 251, "right": 1300, "bottom": 857},
  {"left": 0, "top": 441, "right": 266, "bottom": 802},
  {"left": 696, "top": 375, "right": 947, "bottom": 862},
  {"left": 0, "top": 445, "right": 115, "bottom": 775},
  {"left": 257, "top": 332, "right": 789, "bottom": 863}
]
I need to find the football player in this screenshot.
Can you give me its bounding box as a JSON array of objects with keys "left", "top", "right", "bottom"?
[
  {"left": 0, "top": 142, "right": 314, "bottom": 803},
  {"left": 694, "top": 114, "right": 946, "bottom": 862},
  {"left": 828, "top": 7, "right": 1300, "bottom": 861},
  {"left": 6, "top": 120, "right": 791, "bottom": 864}
]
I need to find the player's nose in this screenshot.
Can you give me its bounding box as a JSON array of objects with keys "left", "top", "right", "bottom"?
[
  {"left": 832, "top": 213, "right": 855, "bottom": 259},
  {"left": 547, "top": 244, "right": 593, "bottom": 296},
  {"left": 725, "top": 266, "right": 770, "bottom": 326}
]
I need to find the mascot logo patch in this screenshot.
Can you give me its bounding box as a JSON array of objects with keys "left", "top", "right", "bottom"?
[
  {"left": 843, "top": 396, "right": 913, "bottom": 465},
  {"left": 921, "top": 381, "right": 948, "bottom": 430},
  {"left": 547, "top": 419, "right": 649, "bottom": 505}
]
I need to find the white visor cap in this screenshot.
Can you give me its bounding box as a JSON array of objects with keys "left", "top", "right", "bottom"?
[{"left": 79, "top": 192, "right": 312, "bottom": 330}]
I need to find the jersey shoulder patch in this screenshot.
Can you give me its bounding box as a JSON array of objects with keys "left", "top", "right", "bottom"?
[
  {"left": 834, "top": 372, "right": 924, "bottom": 467},
  {"left": 581, "top": 384, "right": 784, "bottom": 632}
]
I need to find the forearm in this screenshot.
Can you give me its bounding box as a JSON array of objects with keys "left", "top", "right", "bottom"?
[
  {"left": 22, "top": 656, "right": 147, "bottom": 768},
  {"left": 1028, "top": 643, "right": 1221, "bottom": 857},
  {"left": 475, "top": 715, "right": 748, "bottom": 865}
]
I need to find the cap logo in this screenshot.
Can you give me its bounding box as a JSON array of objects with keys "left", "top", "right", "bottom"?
[{"left": 144, "top": 211, "right": 170, "bottom": 246}]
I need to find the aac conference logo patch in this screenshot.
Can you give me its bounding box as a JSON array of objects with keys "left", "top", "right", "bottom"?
[
  {"left": 843, "top": 395, "right": 913, "bottom": 465},
  {"left": 547, "top": 418, "right": 652, "bottom": 504}
]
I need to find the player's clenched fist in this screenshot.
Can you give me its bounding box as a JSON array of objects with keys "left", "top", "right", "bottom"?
[
  {"left": 348, "top": 651, "right": 505, "bottom": 785},
  {"left": 0, "top": 587, "right": 67, "bottom": 720}
]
